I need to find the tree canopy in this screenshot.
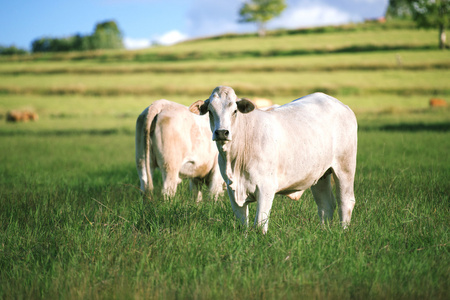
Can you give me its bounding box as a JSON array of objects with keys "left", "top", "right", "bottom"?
[
  {"left": 238, "top": 0, "right": 287, "bottom": 37},
  {"left": 386, "top": 0, "right": 413, "bottom": 19},
  {"left": 31, "top": 20, "right": 124, "bottom": 53},
  {"left": 0, "top": 45, "right": 27, "bottom": 55},
  {"left": 386, "top": 0, "right": 449, "bottom": 49},
  {"left": 90, "top": 21, "right": 124, "bottom": 50}
]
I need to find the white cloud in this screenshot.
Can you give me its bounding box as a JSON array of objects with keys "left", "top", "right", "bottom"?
[
  {"left": 270, "top": 2, "right": 357, "bottom": 29},
  {"left": 154, "top": 30, "right": 188, "bottom": 46},
  {"left": 121, "top": 0, "right": 387, "bottom": 47},
  {"left": 124, "top": 30, "right": 188, "bottom": 49},
  {"left": 186, "top": 0, "right": 253, "bottom": 38},
  {"left": 124, "top": 37, "right": 152, "bottom": 50},
  {"left": 184, "top": 0, "right": 367, "bottom": 38}
]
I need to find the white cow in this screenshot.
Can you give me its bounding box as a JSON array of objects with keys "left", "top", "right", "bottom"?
[
  {"left": 135, "top": 99, "right": 223, "bottom": 201},
  {"left": 189, "top": 86, "right": 358, "bottom": 233}
]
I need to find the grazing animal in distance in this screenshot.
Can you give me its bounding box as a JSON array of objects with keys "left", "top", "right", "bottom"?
[
  {"left": 429, "top": 98, "right": 447, "bottom": 108},
  {"left": 189, "top": 86, "right": 358, "bottom": 233},
  {"left": 135, "top": 99, "right": 223, "bottom": 201},
  {"left": 6, "top": 110, "right": 39, "bottom": 122}
]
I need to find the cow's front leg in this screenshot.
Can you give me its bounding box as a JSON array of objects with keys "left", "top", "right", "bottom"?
[
  {"left": 227, "top": 186, "right": 249, "bottom": 228},
  {"left": 254, "top": 188, "right": 275, "bottom": 234}
]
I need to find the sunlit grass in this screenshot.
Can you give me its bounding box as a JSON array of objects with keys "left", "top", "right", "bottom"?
[
  {"left": 173, "top": 28, "right": 437, "bottom": 52},
  {"left": 1, "top": 50, "right": 448, "bottom": 75},
  {"left": 1, "top": 69, "right": 448, "bottom": 98},
  {"left": 0, "top": 113, "right": 448, "bottom": 298}
]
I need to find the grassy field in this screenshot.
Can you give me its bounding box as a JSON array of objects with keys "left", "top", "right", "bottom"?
[{"left": 0, "top": 22, "right": 449, "bottom": 299}]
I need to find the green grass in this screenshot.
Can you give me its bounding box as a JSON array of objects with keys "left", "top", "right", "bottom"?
[
  {"left": 1, "top": 69, "right": 449, "bottom": 98},
  {"left": 0, "top": 111, "right": 448, "bottom": 299},
  {"left": 1, "top": 50, "right": 449, "bottom": 75},
  {"left": 0, "top": 21, "right": 449, "bottom": 299}
]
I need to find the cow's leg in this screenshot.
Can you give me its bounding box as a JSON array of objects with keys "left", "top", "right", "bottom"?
[
  {"left": 332, "top": 165, "right": 356, "bottom": 228},
  {"left": 311, "top": 174, "right": 336, "bottom": 224},
  {"left": 228, "top": 186, "right": 249, "bottom": 228},
  {"left": 160, "top": 168, "right": 179, "bottom": 199},
  {"left": 208, "top": 167, "right": 224, "bottom": 201},
  {"left": 190, "top": 178, "right": 203, "bottom": 202},
  {"left": 254, "top": 188, "right": 276, "bottom": 234}
]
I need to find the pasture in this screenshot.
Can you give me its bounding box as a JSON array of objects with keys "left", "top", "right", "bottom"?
[{"left": 0, "top": 23, "right": 449, "bottom": 299}]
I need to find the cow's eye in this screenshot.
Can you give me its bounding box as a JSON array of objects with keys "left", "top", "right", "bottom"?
[{"left": 233, "top": 110, "right": 237, "bottom": 116}]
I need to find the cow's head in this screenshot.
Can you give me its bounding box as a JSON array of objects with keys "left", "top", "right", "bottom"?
[{"left": 189, "top": 86, "right": 255, "bottom": 142}]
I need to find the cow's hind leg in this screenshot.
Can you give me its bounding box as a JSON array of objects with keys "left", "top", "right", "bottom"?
[
  {"left": 311, "top": 174, "right": 336, "bottom": 224},
  {"left": 160, "top": 167, "right": 180, "bottom": 199},
  {"left": 332, "top": 165, "right": 356, "bottom": 228}
]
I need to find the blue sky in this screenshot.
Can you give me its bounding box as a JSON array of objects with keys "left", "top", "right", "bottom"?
[{"left": 0, "top": 0, "right": 389, "bottom": 50}]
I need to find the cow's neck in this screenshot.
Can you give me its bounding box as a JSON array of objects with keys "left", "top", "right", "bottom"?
[
  {"left": 217, "top": 114, "right": 251, "bottom": 191},
  {"left": 217, "top": 141, "right": 235, "bottom": 189}
]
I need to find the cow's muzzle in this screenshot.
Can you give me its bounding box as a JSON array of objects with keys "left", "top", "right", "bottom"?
[{"left": 214, "top": 129, "right": 230, "bottom": 141}]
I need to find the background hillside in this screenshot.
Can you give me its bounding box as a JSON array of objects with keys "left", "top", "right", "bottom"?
[{"left": 1, "top": 21, "right": 448, "bottom": 119}]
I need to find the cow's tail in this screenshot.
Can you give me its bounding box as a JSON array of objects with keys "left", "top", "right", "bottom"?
[{"left": 135, "top": 102, "right": 165, "bottom": 197}]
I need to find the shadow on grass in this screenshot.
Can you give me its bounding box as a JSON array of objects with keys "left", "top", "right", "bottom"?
[
  {"left": 0, "top": 128, "right": 134, "bottom": 136},
  {"left": 379, "top": 122, "right": 450, "bottom": 132}
]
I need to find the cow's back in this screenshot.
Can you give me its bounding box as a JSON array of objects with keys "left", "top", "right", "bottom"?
[{"left": 257, "top": 92, "right": 357, "bottom": 192}]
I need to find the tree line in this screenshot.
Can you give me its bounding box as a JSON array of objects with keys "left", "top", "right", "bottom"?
[
  {"left": 0, "top": 20, "right": 123, "bottom": 55},
  {"left": 0, "top": 45, "right": 28, "bottom": 55},
  {"left": 31, "top": 20, "right": 123, "bottom": 53}
]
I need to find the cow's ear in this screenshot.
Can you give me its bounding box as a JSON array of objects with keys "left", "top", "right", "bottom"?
[
  {"left": 236, "top": 98, "right": 255, "bottom": 114},
  {"left": 189, "top": 100, "right": 209, "bottom": 115}
]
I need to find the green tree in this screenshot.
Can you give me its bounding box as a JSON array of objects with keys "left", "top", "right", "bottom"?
[
  {"left": 387, "top": 0, "right": 449, "bottom": 49},
  {"left": 31, "top": 38, "right": 52, "bottom": 52},
  {"left": 386, "top": 0, "right": 413, "bottom": 19},
  {"left": 90, "top": 20, "right": 124, "bottom": 50},
  {"left": 238, "top": 0, "right": 287, "bottom": 37},
  {"left": 0, "top": 45, "right": 27, "bottom": 55},
  {"left": 409, "top": 0, "right": 449, "bottom": 49}
]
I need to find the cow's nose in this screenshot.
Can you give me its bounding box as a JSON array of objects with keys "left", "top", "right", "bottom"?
[{"left": 215, "top": 129, "right": 230, "bottom": 140}]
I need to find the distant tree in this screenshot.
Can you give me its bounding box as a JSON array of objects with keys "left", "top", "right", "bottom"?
[
  {"left": 31, "top": 38, "right": 52, "bottom": 52},
  {"left": 238, "top": 0, "right": 287, "bottom": 37},
  {"left": 72, "top": 34, "right": 86, "bottom": 51},
  {"left": 386, "top": 0, "right": 449, "bottom": 49},
  {"left": 386, "top": 0, "right": 413, "bottom": 19},
  {"left": 90, "top": 20, "right": 124, "bottom": 50},
  {"left": 31, "top": 36, "right": 74, "bottom": 52},
  {"left": 0, "top": 45, "right": 27, "bottom": 55},
  {"left": 409, "top": 0, "right": 449, "bottom": 49}
]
